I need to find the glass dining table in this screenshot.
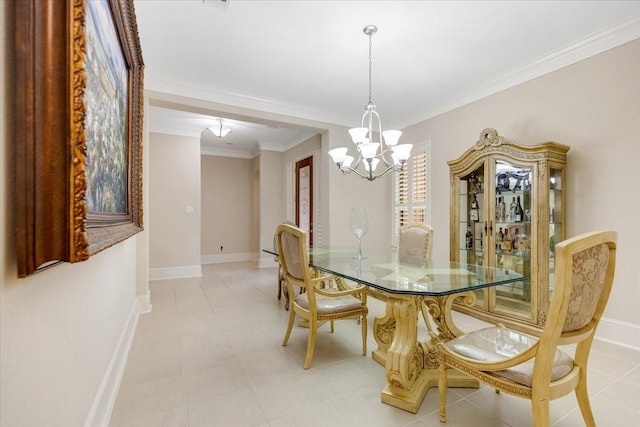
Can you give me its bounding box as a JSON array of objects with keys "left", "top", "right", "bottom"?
[{"left": 294, "top": 246, "right": 523, "bottom": 413}]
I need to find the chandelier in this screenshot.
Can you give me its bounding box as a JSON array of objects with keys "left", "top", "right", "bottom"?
[
  {"left": 328, "top": 25, "right": 412, "bottom": 181},
  {"left": 209, "top": 118, "right": 232, "bottom": 138}
]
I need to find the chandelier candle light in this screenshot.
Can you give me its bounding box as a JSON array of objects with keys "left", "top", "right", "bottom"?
[{"left": 329, "top": 25, "right": 412, "bottom": 181}]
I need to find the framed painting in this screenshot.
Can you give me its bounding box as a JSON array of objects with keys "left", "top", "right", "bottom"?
[{"left": 15, "top": 0, "right": 144, "bottom": 277}]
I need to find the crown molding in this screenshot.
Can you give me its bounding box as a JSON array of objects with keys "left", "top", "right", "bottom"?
[
  {"left": 392, "top": 17, "right": 640, "bottom": 130},
  {"left": 200, "top": 145, "right": 255, "bottom": 159}
]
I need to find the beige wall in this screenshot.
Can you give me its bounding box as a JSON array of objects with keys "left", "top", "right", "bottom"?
[
  {"left": 402, "top": 39, "right": 640, "bottom": 335},
  {"left": 201, "top": 155, "right": 254, "bottom": 257},
  {"left": 258, "top": 150, "right": 286, "bottom": 256},
  {"left": 283, "top": 134, "right": 321, "bottom": 163},
  {"left": 149, "top": 133, "right": 201, "bottom": 275},
  {"left": 1, "top": 4, "right": 145, "bottom": 425},
  {"left": 252, "top": 157, "right": 260, "bottom": 252}
]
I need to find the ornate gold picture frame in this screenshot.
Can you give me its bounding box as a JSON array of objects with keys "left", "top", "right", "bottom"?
[{"left": 15, "top": 0, "right": 144, "bottom": 277}]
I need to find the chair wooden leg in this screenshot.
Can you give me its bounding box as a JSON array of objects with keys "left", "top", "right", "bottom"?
[
  {"left": 531, "top": 398, "right": 550, "bottom": 427},
  {"left": 361, "top": 314, "right": 367, "bottom": 355},
  {"left": 282, "top": 307, "right": 295, "bottom": 346},
  {"left": 304, "top": 319, "right": 318, "bottom": 369},
  {"left": 575, "top": 377, "right": 596, "bottom": 426},
  {"left": 284, "top": 285, "right": 290, "bottom": 310},
  {"left": 439, "top": 361, "right": 448, "bottom": 422}
]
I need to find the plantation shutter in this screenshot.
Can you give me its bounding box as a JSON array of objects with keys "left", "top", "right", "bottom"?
[{"left": 393, "top": 142, "right": 430, "bottom": 245}]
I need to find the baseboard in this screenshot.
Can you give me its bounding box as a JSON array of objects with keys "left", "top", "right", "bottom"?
[
  {"left": 84, "top": 293, "right": 149, "bottom": 427},
  {"left": 135, "top": 290, "right": 152, "bottom": 314},
  {"left": 201, "top": 252, "right": 255, "bottom": 264},
  {"left": 258, "top": 255, "right": 278, "bottom": 269},
  {"left": 149, "top": 265, "right": 202, "bottom": 281},
  {"left": 595, "top": 316, "right": 640, "bottom": 352}
]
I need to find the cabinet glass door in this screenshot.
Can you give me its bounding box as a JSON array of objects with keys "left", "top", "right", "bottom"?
[
  {"left": 458, "top": 164, "right": 486, "bottom": 308},
  {"left": 548, "top": 167, "right": 563, "bottom": 298},
  {"left": 493, "top": 160, "right": 532, "bottom": 319}
]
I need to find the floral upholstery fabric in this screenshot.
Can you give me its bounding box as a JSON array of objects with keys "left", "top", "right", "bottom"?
[{"left": 564, "top": 243, "right": 609, "bottom": 332}]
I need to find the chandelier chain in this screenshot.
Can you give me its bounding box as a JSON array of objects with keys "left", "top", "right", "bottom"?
[{"left": 368, "top": 31, "right": 373, "bottom": 105}]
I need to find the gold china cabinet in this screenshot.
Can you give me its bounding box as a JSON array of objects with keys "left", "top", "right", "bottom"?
[{"left": 448, "top": 129, "right": 570, "bottom": 333}]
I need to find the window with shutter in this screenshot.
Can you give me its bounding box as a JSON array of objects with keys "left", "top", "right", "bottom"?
[{"left": 392, "top": 142, "right": 431, "bottom": 246}]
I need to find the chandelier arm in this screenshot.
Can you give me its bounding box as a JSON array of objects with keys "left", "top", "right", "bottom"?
[
  {"left": 360, "top": 111, "right": 369, "bottom": 128},
  {"left": 375, "top": 164, "right": 401, "bottom": 179},
  {"left": 336, "top": 160, "right": 407, "bottom": 182},
  {"left": 338, "top": 164, "right": 375, "bottom": 180},
  {"left": 350, "top": 155, "right": 364, "bottom": 169},
  {"left": 361, "top": 109, "right": 384, "bottom": 144},
  {"left": 378, "top": 147, "right": 397, "bottom": 167}
]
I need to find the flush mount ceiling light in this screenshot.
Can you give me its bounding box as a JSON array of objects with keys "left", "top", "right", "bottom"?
[
  {"left": 209, "top": 118, "right": 232, "bottom": 138},
  {"left": 202, "top": 0, "right": 230, "bottom": 9},
  {"left": 329, "top": 25, "right": 412, "bottom": 182}
]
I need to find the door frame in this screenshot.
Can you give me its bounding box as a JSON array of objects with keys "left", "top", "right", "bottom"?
[{"left": 295, "top": 156, "right": 314, "bottom": 245}]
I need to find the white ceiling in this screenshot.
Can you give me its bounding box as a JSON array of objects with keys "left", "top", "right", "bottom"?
[{"left": 135, "top": 0, "right": 640, "bottom": 157}]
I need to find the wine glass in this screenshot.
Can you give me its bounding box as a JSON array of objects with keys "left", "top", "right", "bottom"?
[{"left": 350, "top": 207, "right": 369, "bottom": 259}]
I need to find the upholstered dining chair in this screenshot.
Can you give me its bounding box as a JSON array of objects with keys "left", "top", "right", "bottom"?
[
  {"left": 273, "top": 220, "right": 296, "bottom": 309},
  {"left": 398, "top": 223, "right": 434, "bottom": 266},
  {"left": 437, "top": 230, "right": 617, "bottom": 427},
  {"left": 276, "top": 223, "right": 369, "bottom": 369},
  {"left": 397, "top": 223, "right": 434, "bottom": 327}
]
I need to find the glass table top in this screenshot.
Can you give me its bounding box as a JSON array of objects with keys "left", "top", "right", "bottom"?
[{"left": 265, "top": 246, "right": 523, "bottom": 296}]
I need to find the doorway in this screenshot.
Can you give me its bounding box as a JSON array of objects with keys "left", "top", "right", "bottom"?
[{"left": 295, "top": 156, "right": 313, "bottom": 246}]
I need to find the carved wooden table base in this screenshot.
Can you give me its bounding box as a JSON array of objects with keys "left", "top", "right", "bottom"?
[{"left": 372, "top": 291, "right": 478, "bottom": 413}]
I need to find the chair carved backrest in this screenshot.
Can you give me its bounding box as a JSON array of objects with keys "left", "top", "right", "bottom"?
[
  {"left": 279, "top": 226, "right": 307, "bottom": 282},
  {"left": 274, "top": 220, "right": 298, "bottom": 307},
  {"left": 533, "top": 231, "right": 616, "bottom": 383},
  {"left": 276, "top": 224, "right": 318, "bottom": 308},
  {"left": 273, "top": 220, "right": 296, "bottom": 254},
  {"left": 398, "top": 223, "right": 434, "bottom": 266}
]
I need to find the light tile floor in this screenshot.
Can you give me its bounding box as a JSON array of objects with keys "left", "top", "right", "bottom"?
[{"left": 109, "top": 262, "right": 640, "bottom": 427}]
